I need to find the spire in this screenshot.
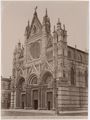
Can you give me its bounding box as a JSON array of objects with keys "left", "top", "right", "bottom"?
[
  {"left": 14, "top": 45, "right": 17, "bottom": 55},
  {"left": 45, "top": 8, "right": 48, "bottom": 17},
  {"left": 18, "top": 40, "right": 21, "bottom": 48},
  {"left": 22, "top": 45, "right": 24, "bottom": 49},
  {"left": 35, "top": 6, "right": 37, "bottom": 12},
  {"left": 18, "top": 40, "right": 21, "bottom": 45},
  {"left": 57, "top": 18, "right": 61, "bottom": 25},
  {"left": 58, "top": 18, "right": 60, "bottom": 23},
  {"left": 25, "top": 20, "right": 30, "bottom": 39},
  {"left": 43, "top": 8, "right": 48, "bottom": 23},
  {"left": 63, "top": 24, "right": 65, "bottom": 30},
  {"left": 34, "top": 6, "right": 38, "bottom": 16},
  {"left": 42, "top": 8, "right": 51, "bottom": 34},
  {"left": 28, "top": 20, "right": 29, "bottom": 26},
  {"left": 63, "top": 24, "right": 67, "bottom": 37},
  {"left": 57, "top": 18, "right": 61, "bottom": 30},
  {"left": 53, "top": 25, "right": 57, "bottom": 39}
]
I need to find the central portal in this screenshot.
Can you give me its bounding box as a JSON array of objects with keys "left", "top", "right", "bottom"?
[{"left": 33, "top": 90, "right": 38, "bottom": 110}]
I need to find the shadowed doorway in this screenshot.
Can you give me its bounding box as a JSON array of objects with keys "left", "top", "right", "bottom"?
[
  {"left": 22, "top": 94, "right": 26, "bottom": 109},
  {"left": 33, "top": 90, "right": 38, "bottom": 110},
  {"left": 47, "top": 92, "right": 53, "bottom": 110}
]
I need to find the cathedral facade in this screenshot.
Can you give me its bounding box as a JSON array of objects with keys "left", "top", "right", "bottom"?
[{"left": 11, "top": 8, "right": 88, "bottom": 111}]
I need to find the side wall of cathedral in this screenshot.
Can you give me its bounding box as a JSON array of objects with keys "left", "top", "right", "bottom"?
[{"left": 57, "top": 46, "right": 88, "bottom": 110}]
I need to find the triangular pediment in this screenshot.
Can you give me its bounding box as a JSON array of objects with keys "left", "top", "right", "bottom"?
[{"left": 30, "top": 14, "right": 42, "bottom": 36}]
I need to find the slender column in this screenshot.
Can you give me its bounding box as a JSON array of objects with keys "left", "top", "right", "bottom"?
[
  {"left": 52, "top": 89, "right": 55, "bottom": 110},
  {"left": 41, "top": 88, "right": 42, "bottom": 109},
  {"left": 24, "top": 92, "right": 27, "bottom": 109},
  {"left": 38, "top": 88, "right": 41, "bottom": 110},
  {"left": 19, "top": 93, "right": 21, "bottom": 109},
  {"left": 45, "top": 90, "right": 47, "bottom": 109},
  {"left": 14, "top": 91, "right": 16, "bottom": 108},
  {"left": 10, "top": 84, "right": 16, "bottom": 109},
  {"left": 10, "top": 91, "right": 15, "bottom": 108},
  {"left": 31, "top": 89, "right": 33, "bottom": 109},
  {"left": 15, "top": 89, "right": 21, "bottom": 109},
  {"left": 29, "top": 88, "right": 32, "bottom": 108}
]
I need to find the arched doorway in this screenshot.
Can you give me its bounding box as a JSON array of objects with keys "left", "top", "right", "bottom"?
[
  {"left": 17, "top": 77, "right": 26, "bottom": 109},
  {"left": 28, "top": 73, "right": 38, "bottom": 110},
  {"left": 41, "top": 71, "right": 53, "bottom": 110},
  {"left": 33, "top": 90, "right": 38, "bottom": 110}
]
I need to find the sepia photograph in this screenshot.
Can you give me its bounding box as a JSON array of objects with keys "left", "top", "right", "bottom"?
[{"left": 1, "top": 1, "right": 89, "bottom": 119}]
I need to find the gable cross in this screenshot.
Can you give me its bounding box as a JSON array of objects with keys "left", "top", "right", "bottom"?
[{"left": 35, "top": 6, "right": 38, "bottom": 12}]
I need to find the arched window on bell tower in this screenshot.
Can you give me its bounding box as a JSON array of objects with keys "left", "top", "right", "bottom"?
[
  {"left": 85, "top": 70, "right": 88, "bottom": 87},
  {"left": 71, "top": 67, "right": 75, "bottom": 85}
]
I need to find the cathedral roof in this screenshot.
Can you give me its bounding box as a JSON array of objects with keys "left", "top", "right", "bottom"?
[{"left": 68, "top": 45, "right": 88, "bottom": 54}]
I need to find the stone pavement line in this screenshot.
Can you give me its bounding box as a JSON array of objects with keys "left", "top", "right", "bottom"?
[
  {"left": 2, "top": 109, "right": 55, "bottom": 114},
  {"left": 2, "top": 109, "right": 88, "bottom": 113},
  {"left": 2, "top": 116, "right": 88, "bottom": 119}
]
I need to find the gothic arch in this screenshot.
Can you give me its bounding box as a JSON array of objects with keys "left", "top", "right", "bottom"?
[
  {"left": 70, "top": 67, "right": 75, "bottom": 85},
  {"left": 85, "top": 70, "right": 88, "bottom": 86},
  {"left": 68, "top": 50, "right": 71, "bottom": 58},
  {"left": 40, "top": 70, "right": 53, "bottom": 79},
  {"left": 41, "top": 71, "right": 53, "bottom": 85},
  {"left": 17, "top": 75, "right": 25, "bottom": 84},
  {"left": 18, "top": 77, "right": 25, "bottom": 84},
  {"left": 78, "top": 70, "right": 81, "bottom": 78},
  {"left": 28, "top": 73, "right": 38, "bottom": 85},
  {"left": 17, "top": 67, "right": 24, "bottom": 78},
  {"left": 26, "top": 65, "right": 39, "bottom": 81},
  {"left": 16, "top": 76, "right": 25, "bottom": 91},
  {"left": 79, "top": 54, "right": 82, "bottom": 62}
]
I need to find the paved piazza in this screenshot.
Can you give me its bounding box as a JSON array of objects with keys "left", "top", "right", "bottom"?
[{"left": 1, "top": 109, "right": 88, "bottom": 119}]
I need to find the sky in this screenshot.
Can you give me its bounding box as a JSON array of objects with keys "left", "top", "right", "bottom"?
[{"left": 1, "top": 1, "right": 89, "bottom": 78}]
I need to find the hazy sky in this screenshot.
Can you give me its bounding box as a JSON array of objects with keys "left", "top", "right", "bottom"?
[{"left": 1, "top": 1, "right": 89, "bottom": 78}]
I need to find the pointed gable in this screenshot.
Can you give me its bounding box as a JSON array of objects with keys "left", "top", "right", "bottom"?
[{"left": 30, "top": 11, "right": 42, "bottom": 36}]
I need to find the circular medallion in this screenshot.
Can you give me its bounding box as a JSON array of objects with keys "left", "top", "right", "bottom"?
[{"left": 30, "top": 41, "right": 40, "bottom": 59}]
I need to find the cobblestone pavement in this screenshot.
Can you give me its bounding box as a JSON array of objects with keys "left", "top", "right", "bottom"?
[{"left": 1, "top": 109, "right": 88, "bottom": 119}]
